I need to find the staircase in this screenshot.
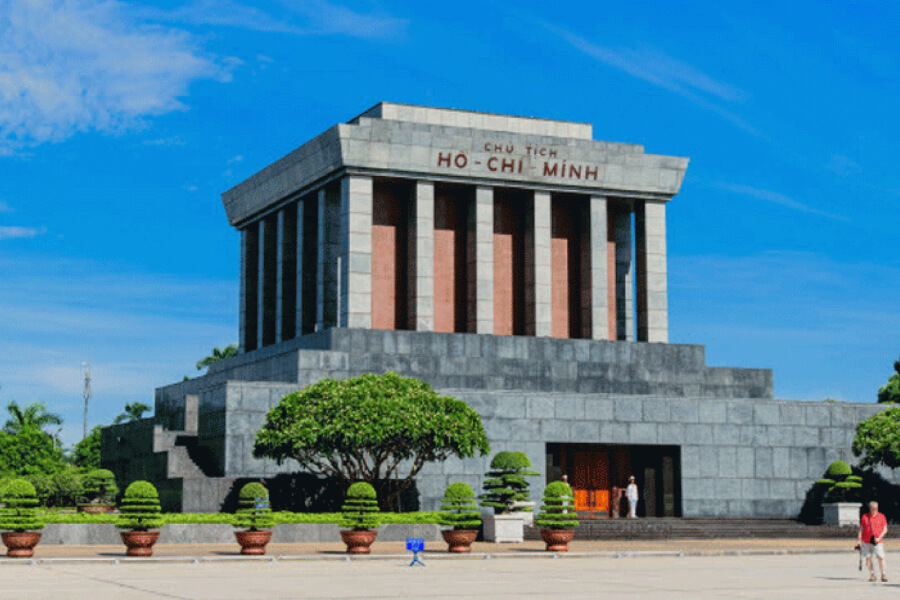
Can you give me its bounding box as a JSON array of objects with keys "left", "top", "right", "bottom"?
[{"left": 525, "top": 518, "right": 856, "bottom": 540}]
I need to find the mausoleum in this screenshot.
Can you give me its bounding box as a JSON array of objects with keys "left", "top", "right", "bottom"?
[{"left": 103, "top": 103, "right": 886, "bottom": 517}]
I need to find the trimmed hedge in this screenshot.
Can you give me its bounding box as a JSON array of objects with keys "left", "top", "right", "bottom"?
[
  {"left": 234, "top": 482, "right": 274, "bottom": 531},
  {"left": 480, "top": 451, "right": 537, "bottom": 514},
  {"left": 439, "top": 482, "right": 481, "bottom": 530},
  {"left": 535, "top": 481, "right": 579, "bottom": 530},
  {"left": 80, "top": 469, "right": 119, "bottom": 505},
  {"left": 0, "top": 479, "right": 44, "bottom": 532},
  {"left": 340, "top": 482, "right": 380, "bottom": 530},
  {"left": 116, "top": 481, "right": 163, "bottom": 531},
  {"left": 41, "top": 511, "right": 443, "bottom": 525}
]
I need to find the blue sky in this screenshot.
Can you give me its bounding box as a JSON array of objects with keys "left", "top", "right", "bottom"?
[{"left": 0, "top": 0, "right": 897, "bottom": 446}]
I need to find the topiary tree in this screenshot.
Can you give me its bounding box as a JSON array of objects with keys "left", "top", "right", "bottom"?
[
  {"left": 480, "top": 451, "right": 538, "bottom": 514},
  {"left": 80, "top": 469, "right": 119, "bottom": 506},
  {"left": 254, "top": 372, "right": 490, "bottom": 508},
  {"left": 439, "top": 482, "right": 481, "bottom": 530},
  {"left": 116, "top": 481, "right": 163, "bottom": 531},
  {"left": 815, "top": 461, "right": 862, "bottom": 503},
  {"left": 535, "top": 481, "right": 579, "bottom": 530},
  {"left": 0, "top": 479, "right": 44, "bottom": 532},
  {"left": 340, "top": 482, "right": 380, "bottom": 531},
  {"left": 234, "top": 482, "right": 274, "bottom": 531},
  {"left": 853, "top": 407, "right": 900, "bottom": 469}
]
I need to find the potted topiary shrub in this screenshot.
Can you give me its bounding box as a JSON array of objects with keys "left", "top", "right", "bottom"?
[
  {"left": 439, "top": 482, "right": 481, "bottom": 553},
  {"left": 480, "top": 451, "right": 537, "bottom": 543},
  {"left": 339, "top": 482, "right": 380, "bottom": 554},
  {"left": 818, "top": 461, "right": 863, "bottom": 526},
  {"left": 78, "top": 469, "right": 119, "bottom": 513},
  {"left": 535, "top": 481, "right": 579, "bottom": 552},
  {"left": 116, "top": 481, "right": 164, "bottom": 556},
  {"left": 0, "top": 479, "right": 44, "bottom": 558},
  {"left": 233, "top": 482, "right": 275, "bottom": 555}
]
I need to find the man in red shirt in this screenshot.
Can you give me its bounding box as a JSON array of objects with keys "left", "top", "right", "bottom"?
[{"left": 859, "top": 501, "right": 889, "bottom": 582}]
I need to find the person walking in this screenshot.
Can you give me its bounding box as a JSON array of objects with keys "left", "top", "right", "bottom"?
[
  {"left": 859, "top": 501, "right": 888, "bottom": 582},
  {"left": 626, "top": 475, "right": 639, "bottom": 519}
]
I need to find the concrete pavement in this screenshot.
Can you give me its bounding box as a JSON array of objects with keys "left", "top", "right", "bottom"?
[{"left": 0, "top": 552, "right": 895, "bottom": 599}]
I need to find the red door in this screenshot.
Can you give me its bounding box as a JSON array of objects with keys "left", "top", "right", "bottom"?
[{"left": 572, "top": 450, "right": 609, "bottom": 515}]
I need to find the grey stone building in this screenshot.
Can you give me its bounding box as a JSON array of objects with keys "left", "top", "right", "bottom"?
[{"left": 102, "top": 103, "right": 887, "bottom": 517}]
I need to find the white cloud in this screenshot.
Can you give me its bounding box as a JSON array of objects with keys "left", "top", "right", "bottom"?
[
  {"left": 227, "top": 154, "right": 243, "bottom": 164},
  {"left": 0, "top": 226, "right": 46, "bottom": 240},
  {"left": 139, "top": 0, "right": 408, "bottom": 40},
  {"left": 709, "top": 182, "right": 850, "bottom": 221},
  {"left": 541, "top": 22, "right": 759, "bottom": 136},
  {"left": 143, "top": 136, "right": 186, "bottom": 146},
  {"left": 0, "top": 0, "right": 231, "bottom": 153}
]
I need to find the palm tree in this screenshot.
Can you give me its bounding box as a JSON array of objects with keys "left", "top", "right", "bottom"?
[
  {"left": 112, "top": 402, "right": 152, "bottom": 425},
  {"left": 196, "top": 344, "right": 238, "bottom": 370},
  {"left": 4, "top": 400, "right": 64, "bottom": 435}
]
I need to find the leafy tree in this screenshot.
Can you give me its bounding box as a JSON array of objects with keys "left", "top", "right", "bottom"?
[
  {"left": 340, "top": 482, "right": 380, "bottom": 530},
  {"left": 853, "top": 407, "right": 900, "bottom": 469},
  {"left": 196, "top": 344, "right": 238, "bottom": 370},
  {"left": 0, "top": 426, "right": 67, "bottom": 476},
  {"left": 112, "top": 402, "right": 152, "bottom": 425},
  {"left": 116, "top": 481, "right": 163, "bottom": 531},
  {"left": 253, "top": 372, "right": 490, "bottom": 508},
  {"left": 71, "top": 425, "right": 102, "bottom": 469},
  {"left": 876, "top": 354, "right": 900, "bottom": 403},
  {"left": 234, "top": 482, "right": 274, "bottom": 531},
  {"left": 3, "top": 401, "right": 62, "bottom": 435}
]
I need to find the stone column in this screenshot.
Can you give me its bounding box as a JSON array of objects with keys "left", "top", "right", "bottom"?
[
  {"left": 238, "top": 228, "right": 247, "bottom": 353},
  {"left": 409, "top": 181, "right": 434, "bottom": 331},
  {"left": 589, "top": 196, "right": 610, "bottom": 340},
  {"left": 340, "top": 175, "right": 373, "bottom": 329},
  {"left": 614, "top": 209, "right": 634, "bottom": 341},
  {"left": 635, "top": 201, "right": 668, "bottom": 343},
  {"left": 468, "top": 186, "right": 494, "bottom": 334},
  {"left": 275, "top": 209, "right": 285, "bottom": 344},
  {"left": 256, "top": 219, "right": 266, "bottom": 349},
  {"left": 294, "top": 200, "right": 305, "bottom": 338},
  {"left": 532, "top": 191, "right": 552, "bottom": 337}
]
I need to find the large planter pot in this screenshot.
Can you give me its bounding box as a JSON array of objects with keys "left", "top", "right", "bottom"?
[
  {"left": 234, "top": 530, "right": 273, "bottom": 555},
  {"left": 2, "top": 531, "right": 42, "bottom": 558},
  {"left": 823, "top": 502, "right": 861, "bottom": 527},
  {"left": 510, "top": 502, "right": 535, "bottom": 526},
  {"left": 540, "top": 529, "right": 575, "bottom": 552},
  {"left": 340, "top": 529, "right": 377, "bottom": 554},
  {"left": 441, "top": 529, "right": 478, "bottom": 553},
  {"left": 120, "top": 530, "right": 160, "bottom": 557},
  {"left": 482, "top": 513, "right": 525, "bottom": 543},
  {"left": 77, "top": 504, "right": 112, "bottom": 514}
]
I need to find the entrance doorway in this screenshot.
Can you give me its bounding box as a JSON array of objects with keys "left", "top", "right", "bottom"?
[{"left": 546, "top": 443, "right": 682, "bottom": 517}]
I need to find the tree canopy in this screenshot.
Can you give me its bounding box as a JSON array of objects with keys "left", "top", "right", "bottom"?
[
  {"left": 3, "top": 401, "right": 62, "bottom": 435},
  {"left": 852, "top": 407, "right": 900, "bottom": 469},
  {"left": 877, "top": 356, "right": 900, "bottom": 403},
  {"left": 196, "top": 344, "right": 238, "bottom": 371},
  {"left": 112, "top": 402, "right": 152, "bottom": 425},
  {"left": 253, "top": 372, "right": 490, "bottom": 507},
  {"left": 70, "top": 425, "right": 102, "bottom": 469}
]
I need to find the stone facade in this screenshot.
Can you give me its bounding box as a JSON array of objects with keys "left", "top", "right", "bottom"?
[{"left": 101, "top": 103, "right": 893, "bottom": 517}]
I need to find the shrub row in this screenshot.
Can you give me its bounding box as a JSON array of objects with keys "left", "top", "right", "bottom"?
[{"left": 41, "top": 511, "right": 444, "bottom": 525}]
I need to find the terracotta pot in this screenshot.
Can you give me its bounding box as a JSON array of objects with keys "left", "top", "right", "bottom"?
[
  {"left": 120, "top": 530, "right": 160, "bottom": 557},
  {"left": 540, "top": 529, "right": 574, "bottom": 552},
  {"left": 77, "top": 504, "right": 112, "bottom": 514},
  {"left": 441, "top": 529, "right": 478, "bottom": 553},
  {"left": 340, "top": 529, "right": 377, "bottom": 554},
  {"left": 234, "top": 530, "right": 273, "bottom": 555},
  {"left": 2, "top": 531, "right": 42, "bottom": 558}
]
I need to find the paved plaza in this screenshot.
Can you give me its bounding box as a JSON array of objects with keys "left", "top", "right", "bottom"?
[{"left": 0, "top": 551, "right": 896, "bottom": 599}]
